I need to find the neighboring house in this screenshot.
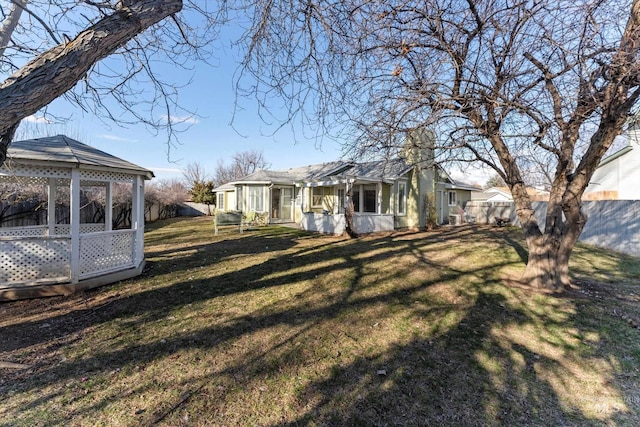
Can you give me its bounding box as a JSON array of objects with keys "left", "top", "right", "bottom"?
[
  {"left": 472, "top": 186, "right": 550, "bottom": 202},
  {"left": 584, "top": 118, "right": 640, "bottom": 200},
  {"left": 214, "top": 136, "right": 480, "bottom": 234},
  {"left": 471, "top": 187, "right": 513, "bottom": 202}
]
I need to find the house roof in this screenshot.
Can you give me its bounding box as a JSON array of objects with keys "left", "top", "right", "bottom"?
[
  {"left": 223, "top": 157, "right": 484, "bottom": 190},
  {"left": 597, "top": 145, "right": 634, "bottom": 168},
  {"left": 212, "top": 182, "right": 236, "bottom": 192},
  {"left": 5, "top": 135, "right": 154, "bottom": 179},
  {"left": 227, "top": 159, "right": 414, "bottom": 187},
  {"left": 471, "top": 186, "right": 550, "bottom": 201}
]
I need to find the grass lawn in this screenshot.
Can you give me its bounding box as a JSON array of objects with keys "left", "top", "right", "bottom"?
[{"left": 1, "top": 216, "right": 640, "bottom": 426}]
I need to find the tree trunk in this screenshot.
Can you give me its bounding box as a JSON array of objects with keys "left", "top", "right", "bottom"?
[
  {"left": 519, "top": 192, "right": 586, "bottom": 291},
  {"left": 345, "top": 198, "right": 358, "bottom": 238},
  {"left": 522, "top": 233, "right": 573, "bottom": 290},
  {"left": 0, "top": 0, "right": 182, "bottom": 166}
]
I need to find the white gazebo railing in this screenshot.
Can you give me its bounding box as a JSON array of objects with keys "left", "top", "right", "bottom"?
[
  {"left": 0, "top": 236, "right": 71, "bottom": 284},
  {"left": 79, "top": 229, "right": 137, "bottom": 279}
]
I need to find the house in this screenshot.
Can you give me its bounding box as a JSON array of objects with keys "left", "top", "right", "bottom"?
[
  {"left": 214, "top": 134, "right": 480, "bottom": 234},
  {"left": 584, "top": 117, "right": 640, "bottom": 200},
  {"left": 471, "top": 186, "right": 550, "bottom": 202},
  {"left": 471, "top": 187, "right": 513, "bottom": 202}
]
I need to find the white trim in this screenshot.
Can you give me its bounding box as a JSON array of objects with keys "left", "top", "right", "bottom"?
[
  {"left": 132, "top": 176, "right": 145, "bottom": 266},
  {"left": 397, "top": 181, "right": 407, "bottom": 216},
  {"left": 47, "top": 178, "right": 57, "bottom": 236},
  {"left": 105, "top": 182, "right": 113, "bottom": 232},
  {"left": 70, "top": 169, "right": 80, "bottom": 284}
]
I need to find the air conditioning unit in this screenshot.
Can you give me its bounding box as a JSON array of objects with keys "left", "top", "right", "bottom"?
[{"left": 449, "top": 214, "right": 461, "bottom": 225}]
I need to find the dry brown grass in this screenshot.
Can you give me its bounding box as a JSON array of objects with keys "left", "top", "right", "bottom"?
[{"left": 1, "top": 217, "right": 639, "bottom": 426}]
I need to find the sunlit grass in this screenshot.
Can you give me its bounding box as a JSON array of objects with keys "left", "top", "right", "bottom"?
[{"left": 1, "top": 217, "right": 639, "bottom": 426}]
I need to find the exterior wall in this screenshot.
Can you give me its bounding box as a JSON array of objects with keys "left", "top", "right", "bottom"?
[
  {"left": 301, "top": 213, "right": 345, "bottom": 235},
  {"left": 418, "top": 166, "right": 435, "bottom": 226},
  {"left": 397, "top": 169, "right": 422, "bottom": 229},
  {"left": 381, "top": 185, "right": 391, "bottom": 214},
  {"left": 444, "top": 190, "right": 473, "bottom": 223},
  {"left": 584, "top": 141, "right": 640, "bottom": 200},
  {"left": 353, "top": 214, "right": 394, "bottom": 233},
  {"left": 212, "top": 190, "right": 235, "bottom": 213},
  {"left": 224, "top": 190, "right": 236, "bottom": 211}
]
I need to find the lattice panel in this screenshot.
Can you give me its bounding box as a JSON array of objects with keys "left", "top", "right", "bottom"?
[
  {"left": 80, "top": 180, "right": 109, "bottom": 187},
  {"left": 54, "top": 225, "right": 70, "bottom": 235},
  {"left": 0, "top": 174, "right": 50, "bottom": 186},
  {"left": 0, "top": 226, "right": 48, "bottom": 237},
  {"left": 80, "top": 224, "right": 106, "bottom": 233},
  {"left": 79, "top": 231, "right": 134, "bottom": 278},
  {"left": 80, "top": 169, "right": 134, "bottom": 183},
  {"left": 54, "top": 224, "right": 106, "bottom": 235},
  {"left": 0, "top": 238, "right": 70, "bottom": 283},
  {"left": 0, "top": 163, "right": 70, "bottom": 179}
]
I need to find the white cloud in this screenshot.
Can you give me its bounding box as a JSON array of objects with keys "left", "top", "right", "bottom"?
[
  {"left": 151, "top": 167, "right": 183, "bottom": 174},
  {"left": 162, "top": 115, "right": 200, "bottom": 125},
  {"left": 97, "top": 134, "right": 137, "bottom": 142},
  {"left": 23, "top": 115, "right": 52, "bottom": 124}
]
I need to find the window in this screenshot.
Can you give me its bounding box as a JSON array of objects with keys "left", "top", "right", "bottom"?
[
  {"left": 217, "top": 193, "right": 224, "bottom": 211},
  {"left": 352, "top": 187, "right": 360, "bottom": 212},
  {"left": 337, "top": 188, "right": 345, "bottom": 213},
  {"left": 312, "top": 187, "right": 324, "bottom": 208},
  {"left": 236, "top": 186, "right": 243, "bottom": 211},
  {"left": 363, "top": 185, "right": 376, "bottom": 213},
  {"left": 448, "top": 191, "right": 457, "bottom": 206},
  {"left": 248, "top": 186, "right": 264, "bottom": 211},
  {"left": 398, "top": 182, "right": 406, "bottom": 215}
]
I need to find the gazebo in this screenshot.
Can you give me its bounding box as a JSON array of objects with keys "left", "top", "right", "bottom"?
[{"left": 0, "top": 135, "right": 154, "bottom": 301}]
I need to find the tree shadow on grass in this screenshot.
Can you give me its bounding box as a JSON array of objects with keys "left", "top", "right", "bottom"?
[{"left": 1, "top": 220, "right": 637, "bottom": 425}]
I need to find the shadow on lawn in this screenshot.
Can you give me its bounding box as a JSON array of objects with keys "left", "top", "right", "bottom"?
[{"left": 1, "top": 221, "right": 636, "bottom": 425}]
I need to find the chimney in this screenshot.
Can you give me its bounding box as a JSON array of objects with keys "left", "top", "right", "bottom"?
[{"left": 402, "top": 127, "right": 435, "bottom": 169}]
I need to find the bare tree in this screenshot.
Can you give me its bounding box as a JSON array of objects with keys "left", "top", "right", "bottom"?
[
  {"left": 182, "top": 161, "right": 210, "bottom": 187},
  {"left": 237, "top": 0, "right": 640, "bottom": 291},
  {"left": 0, "top": 1, "right": 224, "bottom": 165},
  {"left": 145, "top": 178, "right": 187, "bottom": 219},
  {"left": 213, "top": 149, "right": 269, "bottom": 185},
  {"left": 485, "top": 174, "right": 506, "bottom": 190}
]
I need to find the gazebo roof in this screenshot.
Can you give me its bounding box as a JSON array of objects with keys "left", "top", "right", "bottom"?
[{"left": 5, "top": 135, "right": 154, "bottom": 179}]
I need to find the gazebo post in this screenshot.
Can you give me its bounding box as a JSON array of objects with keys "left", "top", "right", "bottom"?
[
  {"left": 47, "top": 178, "right": 57, "bottom": 236},
  {"left": 105, "top": 181, "right": 112, "bottom": 232},
  {"left": 132, "top": 175, "right": 145, "bottom": 265},
  {"left": 70, "top": 169, "right": 81, "bottom": 284}
]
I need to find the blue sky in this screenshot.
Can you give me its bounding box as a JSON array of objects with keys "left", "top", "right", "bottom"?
[
  {"left": 17, "top": 15, "right": 492, "bottom": 187},
  {"left": 21, "top": 50, "right": 345, "bottom": 182}
]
